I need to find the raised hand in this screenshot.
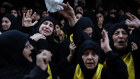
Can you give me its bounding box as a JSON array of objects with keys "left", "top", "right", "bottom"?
[
  {"left": 30, "top": 33, "right": 46, "bottom": 41},
  {"left": 22, "top": 9, "right": 38, "bottom": 27},
  {"left": 125, "top": 13, "right": 140, "bottom": 28},
  {"left": 59, "top": 2, "right": 77, "bottom": 26},
  {"left": 67, "top": 41, "right": 77, "bottom": 62},
  {"left": 36, "top": 50, "right": 52, "bottom": 71},
  {"left": 69, "top": 41, "right": 77, "bottom": 53},
  {"left": 100, "top": 29, "right": 112, "bottom": 53}
]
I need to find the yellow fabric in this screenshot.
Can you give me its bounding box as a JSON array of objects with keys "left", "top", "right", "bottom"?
[
  {"left": 122, "top": 52, "right": 135, "bottom": 79},
  {"left": 70, "top": 34, "right": 73, "bottom": 42},
  {"left": 47, "top": 64, "right": 52, "bottom": 79},
  {"left": 60, "top": 29, "right": 67, "bottom": 39},
  {"left": 103, "top": 51, "right": 135, "bottom": 79},
  {"left": 73, "top": 64, "right": 103, "bottom": 79}
]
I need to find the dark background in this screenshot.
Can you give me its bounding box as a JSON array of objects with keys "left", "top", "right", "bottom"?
[{"left": 0, "top": 0, "right": 139, "bottom": 10}]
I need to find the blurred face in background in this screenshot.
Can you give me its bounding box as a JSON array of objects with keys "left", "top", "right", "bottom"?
[
  {"left": 54, "top": 24, "right": 61, "bottom": 36},
  {"left": 83, "top": 27, "right": 93, "bottom": 37},
  {"left": 75, "top": 6, "right": 83, "bottom": 14},
  {"left": 2, "top": 17, "right": 11, "bottom": 30},
  {"left": 22, "top": 7, "right": 27, "bottom": 13},
  {"left": 11, "top": 10, "right": 18, "bottom": 17},
  {"left": 42, "top": 11, "right": 49, "bottom": 18},
  {"left": 137, "top": 8, "right": 140, "bottom": 15},
  {"left": 0, "top": 7, "right": 5, "bottom": 14}
]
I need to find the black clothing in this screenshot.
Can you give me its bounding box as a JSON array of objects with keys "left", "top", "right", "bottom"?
[
  {"left": 60, "top": 40, "right": 128, "bottom": 79},
  {"left": 0, "top": 30, "right": 48, "bottom": 79},
  {"left": 108, "top": 22, "right": 140, "bottom": 79}
]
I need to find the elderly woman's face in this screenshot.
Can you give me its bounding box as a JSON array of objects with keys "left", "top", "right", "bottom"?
[
  {"left": 82, "top": 49, "right": 99, "bottom": 70},
  {"left": 112, "top": 28, "right": 128, "bottom": 51}
]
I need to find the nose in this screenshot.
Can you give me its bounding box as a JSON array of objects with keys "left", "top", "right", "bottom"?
[
  {"left": 87, "top": 54, "right": 93, "bottom": 59},
  {"left": 30, "top": 45, "right": 34, "bottom": 50},
  {"left": 118, "top": 32, "right": 123, "bottom": 38}
]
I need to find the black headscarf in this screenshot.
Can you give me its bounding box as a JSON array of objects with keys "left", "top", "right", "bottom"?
[
  {"left": 78, "top": 40, "right": 100, "bottom": 79},
  {"left": 1, "top": 14, "right": 19, "bottom": 32},
  {"left": 36, "top": 16, "right": 57, "bottom": 50},
  {"left": 0, "top": 30, "right": 30, "bottom": 69},
  {"left": 108, "top": 21, "right": 131, "bottom": 55},
  {"left": 76, "top": 17, "right": 94, "bottom": 31},
  {"left": 37, "top": 16, "right": 56, "bottom": 33}
]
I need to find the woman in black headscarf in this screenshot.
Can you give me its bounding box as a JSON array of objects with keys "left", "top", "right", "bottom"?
[
  {"left": 105, "top": 14, "right": 140, "bottom": 79},
  {"left": 0, "top": 30, "right": 52, "bottom": 79},
  {"left": 59, "top": 38, "right": 128, "bottom": 79},
  {"left": 30, "top": 16, "right": 60, "bottom": 78},
  {"left": 0, "top": 13, "right": 19, "bottom": 33}
]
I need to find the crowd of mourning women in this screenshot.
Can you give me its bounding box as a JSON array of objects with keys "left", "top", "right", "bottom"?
[{"left": 0, "top": 1, "right": 140, "bottom": 79}]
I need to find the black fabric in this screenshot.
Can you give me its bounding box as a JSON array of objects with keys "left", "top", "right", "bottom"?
[
  {"left": 101, "top": 51, "right": 128, "bottom": 79},
  {"left": 59, "top": 40, "right": 128, "bottom": 79},
  {"left": 130, "top": 27, "right": 140, "bottom": 79},
  {"left": 108, "top": 22, "right": 140, "bottom": 79},
  {"left": 0, "top": 30, "right": 29, "bottom": 68},
  {"left": 108, "top": 21, "right": 132, "bottom": 55},
  {"left": 78, "top": 40, "right": 100, "bottom": 79},
  {"left": 0, "top": 30, "right": 49, "bottom": 79},
  {"left": 0, "top": 14, "right": 19, "bottom": 32},
  {"left": 76, "top": 17, "right": 94, "bottom": 31}
]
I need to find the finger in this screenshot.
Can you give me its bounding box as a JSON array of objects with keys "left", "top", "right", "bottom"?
[
  {"left": 23, "top": 13, "right": 26, "bottom": 19},
  {"left": 29, "top": 9, "right": 32, "bottom": 17},
  {"left": 32, "top": 12, "right": 37, "bottom": 19},
  {"left": 26, "top": 10, "right": 30, "bottom": 18},
  {"left": 125, "top": 19, "right": 131, "bottom": 25},
  {"left": 131, "top": 15, "right": 137, "bottom": 20},
  {"left": 127, "top": 13, "right": 134, "bottom": 20},
  {"left": 61, "top": 3, "right": 67, "bottom": 8},
  {"left": 67, "top": 2, "right": 73, "bottom": 10},
  {"left": 32, "top": 21, "right": 38, "bottom": 26},
  {"left": 100, "top": 39, "right": 104, "bottom": 43}
]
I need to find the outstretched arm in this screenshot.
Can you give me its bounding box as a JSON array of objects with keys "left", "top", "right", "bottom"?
[{"left": 59, "top": 2, "right": 77, "bottom": 27}]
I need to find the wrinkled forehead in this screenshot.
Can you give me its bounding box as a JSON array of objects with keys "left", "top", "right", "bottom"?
[{"left": 113, "top": 28, "right": 127, "bottom": 33}]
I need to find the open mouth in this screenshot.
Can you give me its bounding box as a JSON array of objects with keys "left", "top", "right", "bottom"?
[
  {"left": 118, "top": 41, "right": 125, "bottom": 44},
  {"left": 86, "top": 62, "right": 94, "bottom": 65}
]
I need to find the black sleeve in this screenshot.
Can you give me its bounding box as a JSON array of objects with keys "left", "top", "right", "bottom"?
[
  {"left": 23, "top": 65, "right": 49, "bottom": 79},
  {"left": 58, "top": 65, "right": 76, "bottom": 79},
  {"left": 132, "top": 27, "right": 140, "bottom": 40},
  {"left": 102, "top": 51, "right": 128, "bottom": 79},
  {"left": 0, "top": 66, "right": 49, "bottom": 79},
  {"left": 20, "top": 27, "right": 35, "bottom": 35},
  {"left": 131, "top": 27, "right": 140, "bottom": 58}
]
